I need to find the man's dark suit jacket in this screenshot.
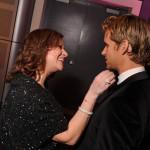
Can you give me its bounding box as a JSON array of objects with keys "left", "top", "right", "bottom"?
[{"left": 77, "top": 71, "right": 150, "bottom": 150}]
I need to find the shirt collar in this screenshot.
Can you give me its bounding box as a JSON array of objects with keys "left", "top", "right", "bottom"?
[{"left": 117, "top": 66, "right": 145, "bottom": 85}]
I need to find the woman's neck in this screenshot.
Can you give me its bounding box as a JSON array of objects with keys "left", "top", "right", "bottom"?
[{"left": 36, "top": 73, "right": 47, "bottom": 88}]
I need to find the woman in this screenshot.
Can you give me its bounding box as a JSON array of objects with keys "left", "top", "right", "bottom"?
[{"left": 0, "top": 29, "right": 115, "bottom": 149}]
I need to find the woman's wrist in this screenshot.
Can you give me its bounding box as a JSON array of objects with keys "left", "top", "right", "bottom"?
[
  {"left": 84, "top": 90, "right": 98, "bottom": 104},
  {"left": 78, "top": 106, "right": 93, "bottom": 115}
]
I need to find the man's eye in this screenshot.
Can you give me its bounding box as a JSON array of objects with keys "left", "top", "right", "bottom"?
[{"left": 105, "top": 44, "right": 109, "bottom": 47}]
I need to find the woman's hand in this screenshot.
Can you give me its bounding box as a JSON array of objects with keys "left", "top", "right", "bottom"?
[
  {"left": 86, "top": 70, "right": 116, "bottom": 100},
  {"left": 52, "top": 70, "right": 115, "bottom": 145}
]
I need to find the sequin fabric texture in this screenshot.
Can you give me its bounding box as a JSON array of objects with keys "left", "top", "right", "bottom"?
[{"left": 0, "top": 73, "right": 68, "bottom": 150}]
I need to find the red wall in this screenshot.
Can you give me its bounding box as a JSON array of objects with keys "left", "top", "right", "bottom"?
[
  {"left": 140, "top": 0, "right": 150, "bottom": 20},
  {"left": 91, "top": 0, "right": 142, "bottom": 16}
]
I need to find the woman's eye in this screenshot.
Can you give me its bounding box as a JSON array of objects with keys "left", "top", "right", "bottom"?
[{"left": 58, "top": 45, "right": 64, "bottom": 49}]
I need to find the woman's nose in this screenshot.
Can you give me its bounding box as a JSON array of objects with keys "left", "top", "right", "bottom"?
[{"left": 63, "top": 49, "right": 68, "bottom": 57}]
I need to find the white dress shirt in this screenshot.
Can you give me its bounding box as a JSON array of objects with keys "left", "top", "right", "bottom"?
[{"left": 117, "top": 67, "right": 145, "bottom": 85}]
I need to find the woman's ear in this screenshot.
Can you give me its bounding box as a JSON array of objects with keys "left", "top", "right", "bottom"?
[{"left": 127, "top": 44, "right": 132, "bottom": 53}]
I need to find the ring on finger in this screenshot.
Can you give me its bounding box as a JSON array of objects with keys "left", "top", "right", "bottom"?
[{"left": 105, "top": 80, "right": 111, "bottom": 85}]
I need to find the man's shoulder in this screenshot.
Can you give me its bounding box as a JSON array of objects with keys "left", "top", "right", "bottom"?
[
  {"left": 125, "top": 77, "right": 150, "bottom": 93},
  {"left": 98, "top": 78, "right": 150, "bottom": 111}
]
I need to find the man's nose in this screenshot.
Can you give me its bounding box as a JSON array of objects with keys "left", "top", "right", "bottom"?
[{"left": 101, "top": 47, "right": 106, "bottom": 56}]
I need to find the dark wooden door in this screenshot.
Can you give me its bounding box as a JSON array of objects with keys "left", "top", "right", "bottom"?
[{"left": 41, "top": 0, "right": 129, "bottom": 112}]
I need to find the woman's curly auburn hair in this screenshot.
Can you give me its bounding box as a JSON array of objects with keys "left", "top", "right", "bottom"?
[{"left": 7, "top": 28, "right": 64, "bottom": 81}]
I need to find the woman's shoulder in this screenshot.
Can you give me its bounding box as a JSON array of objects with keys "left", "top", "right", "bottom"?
[
  {"left": 11, "top": 73, "right": 37, "bottom": 87},
  {"left": 9, "top": 73, "right": 45, "bottom": 94}
]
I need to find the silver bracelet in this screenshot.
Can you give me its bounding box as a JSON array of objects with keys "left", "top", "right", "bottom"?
[{"left": 78, "top": 107, "right": 93, "bottom": 115}]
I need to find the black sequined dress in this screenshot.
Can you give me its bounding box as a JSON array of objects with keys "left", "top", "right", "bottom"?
[{"left": 0, "top": 73, "right": 68, "bottom": 150}]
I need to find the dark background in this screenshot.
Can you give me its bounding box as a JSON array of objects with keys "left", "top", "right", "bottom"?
[
  {"left": 41, "top": 0, "right": 129, "bottom": 114},
  {"left": 40, "top": 1, "right": 130, "bottom": 149}
]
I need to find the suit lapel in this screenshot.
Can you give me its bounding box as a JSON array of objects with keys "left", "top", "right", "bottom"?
[
  {"left": 96, "top": 83, "right": 118, "bottom": 105},
  {"left": 96, "top": 71, "right": 149, "bottom": 107}
]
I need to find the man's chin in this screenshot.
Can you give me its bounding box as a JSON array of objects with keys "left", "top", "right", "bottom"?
[
  {"left": 106, "top": 65, "right": 117, "bottom": 73},
  {"left": 106, "top": 65, "right": 114, "bottom": 71},
  {"left": 106, "top": 65, "right": 111, "bottom": 69}
]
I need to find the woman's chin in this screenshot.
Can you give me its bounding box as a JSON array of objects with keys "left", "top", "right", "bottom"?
[{"left": 58, "top": 66, "right": 64, "bottom": 71}]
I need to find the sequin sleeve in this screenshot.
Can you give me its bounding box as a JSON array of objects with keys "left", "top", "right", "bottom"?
[
  {"left": 0, "top": 74, "right": 68, "bottom": 149},
  {"left": 15, "top": 88, "right": 68, "bottom": 149}
]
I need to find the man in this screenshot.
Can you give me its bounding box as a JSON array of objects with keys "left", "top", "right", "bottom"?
[{"left": 76, "top": 15, "right": 150, "bottom": 150}]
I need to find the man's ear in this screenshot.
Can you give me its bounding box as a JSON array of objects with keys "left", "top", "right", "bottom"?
[{"left": 119, "top": 40, "right": 131, "bottom": 55}]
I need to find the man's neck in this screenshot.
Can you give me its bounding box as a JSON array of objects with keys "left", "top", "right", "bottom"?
[
  {"left": 117, "top": 66, "right": 145, "bottom": 85},
  {"left": 118, "top": 62, "right": 143, "bottom": 74}
]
